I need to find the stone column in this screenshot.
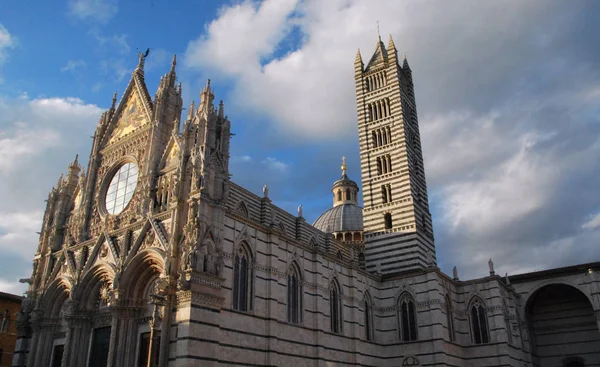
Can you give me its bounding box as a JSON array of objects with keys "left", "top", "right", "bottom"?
[
  {"left": 147, "top": 297, "right": 165, "bottom": 367},
  {"left": 107, "top": 308, "right": 120, "bottom": 367}
]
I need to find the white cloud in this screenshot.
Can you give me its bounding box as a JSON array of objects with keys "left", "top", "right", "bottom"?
[
  {"left": 68, "top": 0, "right": 118, "bottom": 23},
  {"left": 0, "top": 279, "right": 25, "bottom": 295},
  {"left": 582, "top": 214, "right": 600, "bottom": 230},
  {"left": 0, "top": 95, "right": 102, "bottom": 294},
  {"left": 61, "top": 59, "right": 86, "bottom": 73},
  {"left": 262, "top": 157, "right": 290, "bottom": 172},
  {"left": 184, "top": 0, "right": 600, "bottom": 280},
  {"left": 0, "top": 24, "right": 14, "bottom": 65}
]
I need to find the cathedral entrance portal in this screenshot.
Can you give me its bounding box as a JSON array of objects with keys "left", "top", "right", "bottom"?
[{"left": 526, "top": 284, "right": 600, "bottom": 367}]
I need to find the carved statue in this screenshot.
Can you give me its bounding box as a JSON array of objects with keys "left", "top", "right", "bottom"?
[
  {"left": 186, "top": 247, "right": 197, "bottom": 271},
  {"left": 488, "top": 258, "right": 495, "bottom": 275},
  {"left": 505, "top": 273, "right": 510, "bottom": 285},
  {"left": 263, "top": 185, "right": 269, "bottom": 198},
  {"left": 453, "top": 266, "right": 459, "bottom": 280},
  {"left": 298, "top": 205, "right": 303, "bottom": 218}
]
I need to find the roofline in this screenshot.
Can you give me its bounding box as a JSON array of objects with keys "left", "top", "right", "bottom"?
[
  {"left": 508, "top": 261, "right": 600, "bottom": 283},
  {"left": 0, "top": 291, "right": 24, "bottom": 302}
]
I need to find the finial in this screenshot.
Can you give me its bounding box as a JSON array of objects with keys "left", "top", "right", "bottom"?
[
  {"left": 298, "top": 205, "right": 303, "bottom": 218},
  {"left": 111, "top": 91, "right": 117, "bottom": 109},
  {"left": 263, "top": 185, "right": 269, "bottom": 198},
  {"left": 452, "top": 266, "right": 459, "bottom": 281},
  {"left": 377, "top": 20, "right": 380, "bottom": 41},
  {"left": 341, "top": 156, "right": 347, "bottom": 175},
  {"left": 488, "top": 258, "right": 495, "bottom": 276},
  {"left": 404, "top": 54, "right": 407, "bottom": 60},
  {"left": 188, "top": 100, "right": 195, "bottom": 120},
  {"left": 171, "top": 54, "right": 177, "bottom": 72}
]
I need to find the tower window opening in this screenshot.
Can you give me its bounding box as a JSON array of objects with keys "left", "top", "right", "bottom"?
[
  {"left": 376, "top": 158, "right": 382, "bottom": 175},
  {"left": 372, "top": 132, "right": 377, "bottom": 147},
  {"left": 345, "top": 189, "right": 351, "bottom": 201},
  {"left": 470, "top": 299, "right": 489, "bottom": 344},
  {"left": 381, "top": 185, "right": 388, "bottom": 203},
  {"left": 384, "top": 213, "right": 392, "bottom": 229},
  {"left": 387, "top": 184, "right": 392, "bottom": 202},
  {"left": 337, "top": 190, "right": 342, "bottom": 201}
]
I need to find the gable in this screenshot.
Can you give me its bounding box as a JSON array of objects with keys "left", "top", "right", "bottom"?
[
  {"left": 108, "top": 91, "right": 150, "bottom": 145},
  {"left": 159, "top": 137, "right": 181, "bottom": 171}
]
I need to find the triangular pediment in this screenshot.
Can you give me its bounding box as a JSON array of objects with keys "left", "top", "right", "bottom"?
[
  {"left": 159, "top": 134, "right": 182, "bottom": 171},
  {"left": 102, "top": 72, "right": 154, "bottom": 147}
]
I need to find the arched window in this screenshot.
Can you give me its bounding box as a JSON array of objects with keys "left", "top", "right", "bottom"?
[
  {"left": 381, "top": 185, "right": 388, "bottom": 203},
  {"left": 287, "top": 263, "right": 302, "bottom": 324},
  {"left": 372, "top": 131, "right": 377, "bottom": 147},
  {"left": 345, "top": 189, "right": 351, "bottom": 201},
  {"left": 386, "top": 184, "right": 392, "bottom": 202},
  {"left": 330, "top": 279, "right": 343, "bottom": 333},
  {"left": 376, "top": 158, "right": 382, "bottom": 175},
  {"left": 384, "top": 213, "right": 392, "bottom": 229},
  {"left": 364, "top": 292, "right": 374, "bottom": 341},
  {"left": 337, "top": 190, "right": 342, "bottom": 201},
  {"left": 233, "top": 244, "right": 253, "bottom": 311},
  {"left": 470, "top": 298, "right": 489, "bottom": 344},
  {"left": 446, "top": 295, "right": 455, "bottom": 342},
  {"left": 397, "top": 293, "right": 417, "bottom": 341},
  {"left": 386, "top": 154, "right": 392, "bottom": 172}
]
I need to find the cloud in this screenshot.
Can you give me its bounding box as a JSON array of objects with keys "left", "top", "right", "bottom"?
[
  {"left": 68, "top": 0, "right": 118, "bottom": 23},
  {"left": 61, "top": 59, "right": 86, "bottom": 73},
  {"left": 0, "top": 95, "right": 102, "bottom": 293},
  {"left": 184, "top": 0, "right": 600, "bottom": 279},
  {"left": 0, "top": 24, "right": 14, "bottom": 65}
]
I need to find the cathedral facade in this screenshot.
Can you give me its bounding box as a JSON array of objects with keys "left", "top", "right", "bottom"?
[{"left": 13, "top": 37, "right": 600, "bottom": 367}]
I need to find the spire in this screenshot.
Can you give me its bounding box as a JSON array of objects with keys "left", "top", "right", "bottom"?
[
  {"left": 377, "top": 20, "right": 381, "bottom": 41},
  {"left": 187, "top": 100, "right": 195, "bottom": 120},
  {"left": 341, "top": 156, "right": 347, "bottom": 176},
  {"left": 198, "top": 79, "right": 214, "bottom": 113},
  {"left": 68, "top": 154, "right": 79, "bottom": 171},
  {"left": 171, "top": 54, "right": 177, "bottom": 73},
  {"left": 218, "top": 100, "right": 224, "bottom": 118},
  {"left": 365, "top": 34, "right": 388, "bottom": 71},
  {"left": 403, "top": 54, "right": 410, "bottom": 69},
  {"left": 111, "top": 91, "right": 117, "bottom": 109},
  {"left": 388, "top": 34, "right": 396, "bottom": 52},
  {"left": 355, "top": 49, "right": 362, "bottom": 65}
]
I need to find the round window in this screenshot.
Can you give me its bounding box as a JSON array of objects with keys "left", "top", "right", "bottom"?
[{"left": 105, "top": 162, "right": 139, "bottom": 215}]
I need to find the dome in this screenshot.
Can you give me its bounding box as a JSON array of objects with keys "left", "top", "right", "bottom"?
[{"left": 313, "top": 203, "right": 363, "bottom": 233}]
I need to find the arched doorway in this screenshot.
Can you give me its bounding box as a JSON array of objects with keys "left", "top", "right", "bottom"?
[{"left": 526, "top": 284, "right": 600, "bottom": 367}]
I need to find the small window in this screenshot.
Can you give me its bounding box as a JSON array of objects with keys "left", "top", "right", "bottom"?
[
  {"left": 381, "top": 185, "right": 388, "bottom": 203},
  {"left": 397, "top": 293, "right": 417, "bottom": 341},
  {"left": 287, "top": 263, "right": 302, "bottom": 324},
  {"left": 337, "top": 190, "right": 342, "bottom": 201},
  {"left": 470, "top": 298, "right": 489, "bottom": 344},
  {"left": 384, "top": 213, "right": 392, "bottom": 229},
  {"left": 364, "top": 293, "right": 374, "bottom": 341},
  {"left": 345, "top": 189, "right": 351, "bottom": 201},
  {"left": 330, "top": 280, "right": 343, "bottom": 333},
  {"left": 233, "top": 244, "right": 253, "bottom": 311}
]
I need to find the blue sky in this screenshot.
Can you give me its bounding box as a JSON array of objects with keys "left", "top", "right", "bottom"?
[{"left": 1, "top": 0, "right": 600, "bottom": 293}]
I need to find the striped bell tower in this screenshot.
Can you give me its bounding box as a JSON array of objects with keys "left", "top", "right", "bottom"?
[{"left": 355, "top": 35, "right": 434, "bottom": 275}]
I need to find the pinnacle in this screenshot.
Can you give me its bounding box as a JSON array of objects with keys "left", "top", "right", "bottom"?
[
  {"left": 387, "top": 34, "right": 395, "bottom": 50},
  {"left": 354, "top": 49, "right": 362, "bottom": 64},
  {"left": 171, "top": 54, "right": 177, "bottom": 72},
  {"left": 111, "top": 91, "right": 117, "bottom": 109}
]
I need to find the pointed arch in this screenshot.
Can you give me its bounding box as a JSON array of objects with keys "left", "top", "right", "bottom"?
[
  {"left": 469, "top": 296, "right": 490, "bottom": 344},
  {"left": 77, "top": 263, "right": 116, "bottom": 310},
  {"left": 287, "top": 261, "right": 302, "bottom": 324},
  {"left": 233, "top": 241, "right": 253, "bottom": 311},
  {"left": 397, "top": 292, "right": 417, "bottom": 341},
  {"left": 119, "top": 248, "right": 165, "bottom": 302},
  {"left": 329, "top": 278, "right": 343, "bottom": 333},
  {"left": 277, "top": 221, "right": 286, "bottom": 235},
  {"left": 309, "top": 236, "right": 318, "bottom": 249},
  {"left": 235, "top": 200, "right": 249, "bottom": 218},
  {"left": 43, "top": 276, "right": 73, "bottom": 318},
  {"left": 364, "top": 291, "right": 374, "bottom": 341}
]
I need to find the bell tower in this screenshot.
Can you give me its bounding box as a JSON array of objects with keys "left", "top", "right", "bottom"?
[{"left": 355, "top": 35, "right": 434, "bottom": 275}]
